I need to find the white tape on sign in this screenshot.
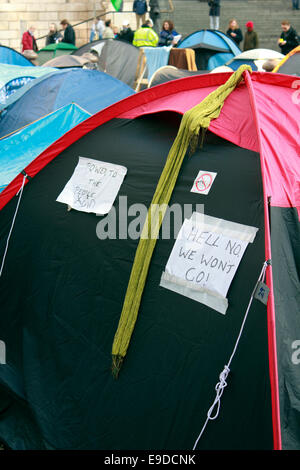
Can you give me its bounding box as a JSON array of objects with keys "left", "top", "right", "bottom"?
[
  {"left": 190, "top": 212, "right": 258, "bottom": 243},
  {"left": 56, "top": 157, "right": 127, "bottom": 215}
]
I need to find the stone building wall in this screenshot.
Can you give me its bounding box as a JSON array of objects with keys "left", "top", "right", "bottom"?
[
  {"left": 0, "top": 0, "right": 106, "bottom": 51},
  {"left": 0, "top": 1, "right": 175, "bottom": 52}
]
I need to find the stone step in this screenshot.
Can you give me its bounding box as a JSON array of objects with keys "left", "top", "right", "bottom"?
[{"left": 169, "top": 0, "right": 300, "bottom": 49}]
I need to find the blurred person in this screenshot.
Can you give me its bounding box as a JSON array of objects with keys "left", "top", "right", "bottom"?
[
  {"left": 208, "top": 0, "right": 220, "bottom": 30},
  {"left": 243, "top": 21, "right": 259, "bottom": 51},
  {"left": 60, "top": 19, "right": 76, "bottom": 45},
  {"left": 96, "top": 17, "right": 105, "bottom": 39},
  {"left": 46, "top": 23, "right": 62, "bottom": 45},
  {"left": 117, "top": 20, "right": 134, "bottom": 43},
  {"left": 226, "top": 18, "right": 243, "bottom": 47},
  {"left": 158, "top": 20, "right": 179, "bottom": 47},
  {"left": 278, "top": 20, "right": 299, "bottom": 54},
  {"left": 113, "top": 25, "right": 119, "bottom": 37},
  {"left": 133, "top": 0, "right": 148, "bottom": 29},
  {"left": 22, "top": 25, "right": 38, "bottom": 52},
  {"left": 292, "top": 0, "right": 299, "bottom": 10},
  {"left": 149, "top": 0, "right": 160, "bottom": 34},
  {"left": 103, "top": 19, "right": 115, "bottom": 39},
  {"left": 132, "top": 19, "right": 159, "bottom": 47},
  {"left": 89, "top": 20, "right": 97, "bottom": 42}
]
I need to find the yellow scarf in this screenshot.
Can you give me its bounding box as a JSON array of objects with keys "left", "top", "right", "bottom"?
[{"left": 112, "top": 65, "right": 252, "bottom": 378}]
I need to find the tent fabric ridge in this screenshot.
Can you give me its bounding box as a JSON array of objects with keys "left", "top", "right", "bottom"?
[{"left": 111, "top": 64, "right": 252, "bottom": 378}]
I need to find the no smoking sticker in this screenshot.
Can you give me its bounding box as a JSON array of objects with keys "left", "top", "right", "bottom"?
[{"left": 191, "top": 170, "right": 217, "bottom": 195}]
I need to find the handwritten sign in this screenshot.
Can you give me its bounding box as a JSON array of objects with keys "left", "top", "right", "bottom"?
[
  {"left": 191, "top": 170, "right": 217, "bottom": 195},
  {"left": 56, "top": 157, "right": 127, "bottom": 215},
  {"left": 160, "top": 213, "right": 258, "bottom": 314}
]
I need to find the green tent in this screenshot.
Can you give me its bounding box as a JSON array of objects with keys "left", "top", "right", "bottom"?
[{"left": 37, "top": 42, "right": 77, "bottom": 66}]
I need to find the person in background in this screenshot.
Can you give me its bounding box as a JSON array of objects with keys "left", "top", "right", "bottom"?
[
  {"left": 60, "top": 19, "right": 76, "bottom": 45},
  {"left": 208, "top": 0, "right": 220, "bottom": 30},
  {"left": 132, "top": 19, "right": 159, "bottom": 47},
  {"left": 133, "top": 0, "right": 148, "bottom": 30},
  {"left": 158, "top": 20, "right": 179, "bottom": 47},
  {"left": 22, "top": 26, "right": 38, "bottom": 52},
  {"left": 243, "top": 21, "right": 259, "bottom": 51},
  {"left": 149, "top": 0, "right": 160, "bottom": 34},
  {"left": 46, "top": 23, "right": 62, "bottom": 46},
  {"left": 292, "top": 0, "right": 299, "bottom": 10},
  {"left": 103, "top": 20, "right": 115, "bottom": 39},
  {"left": 226, "top": 18, "right": 243, "bottom": 47},
  {"left": 89, "top": 19, "right": 97, "bottom": 42},
  {"left": 117, "top": 20, "right": 134, "bottom": 44},
  {"left": 278, "top": 20, "right": 299, "bottom": 55},
  {"left": 112, "top": 25, "right": 119, "bottom": 38},
  {"left": 96, "top": 16, "right": 105, "bottom": 39}
]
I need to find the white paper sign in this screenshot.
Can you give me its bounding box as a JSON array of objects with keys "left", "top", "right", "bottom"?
[
  {"left": 56, "top": 157, "right": 127, "bottom": 215},
  {"left": 191, "top": 170, "right": 217, "bottom": 195},
  {"left": 160, "top": 213, "right": 258, "bottom": 314}
]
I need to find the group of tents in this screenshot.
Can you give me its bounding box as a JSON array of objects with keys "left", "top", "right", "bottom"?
[
  {"left": 0, "top": 28, "right": 299, "bottom": 451},
  {"left": 0, "top": 28, "right": 298, "bottom": 91}
]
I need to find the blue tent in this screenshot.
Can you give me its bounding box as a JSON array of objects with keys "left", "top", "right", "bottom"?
[
  {"left": 0, "top": 68, "right": 134, "bottom": 138},
  {"left": 0, "top": 63, "right": 56, "bottom": 107},
  {"left": 0, "top": 45, "right": 34, "bottom": 67},
  {"left": 227, "top": 58, "right": 258, "bottom": 72},
  {"left": 0, "top": 103, "right": 91, "bottom": 193},
  {"left": 178, "top": 29, "right": 241, "bottom": 71}
]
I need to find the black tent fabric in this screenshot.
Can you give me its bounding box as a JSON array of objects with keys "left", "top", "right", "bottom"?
[
  {"left": 72, "top": 39, "right": 106, "bottom": 57},
  {"left": 270, "top": 207, "right": 300, "bottom": 450},
  {"left": 275, "top": 52, "right": 300, "bottom": 76},
  {"left": 0, "top": 112, "right": 273, "bottom": 450},
  {"left": 72, "top": 39, "right": 140, "bottom": 88},
  {"left": 149, "top": 66, "right": 205, "bottom": 88},
  {"left": 42, "top": 54, "right": 95, "bottom": 69}
]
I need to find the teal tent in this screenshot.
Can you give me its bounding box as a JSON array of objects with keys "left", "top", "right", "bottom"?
[
  {"left": 0, "top": 63, "right": 56, "bottom": 106},
  {"left": 0, "top": 45, "right": 34, "bottom": 67},
  {"left": 0, "top": 103, "right": 90, "bottom": 192},
  {"left": 178, "top": 29, "right": 241, "bottom": 70}
]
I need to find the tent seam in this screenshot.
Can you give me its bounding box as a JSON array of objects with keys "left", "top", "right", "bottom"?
[{"left": 244, "top": 70, "right": 282, "bottom": 451}]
